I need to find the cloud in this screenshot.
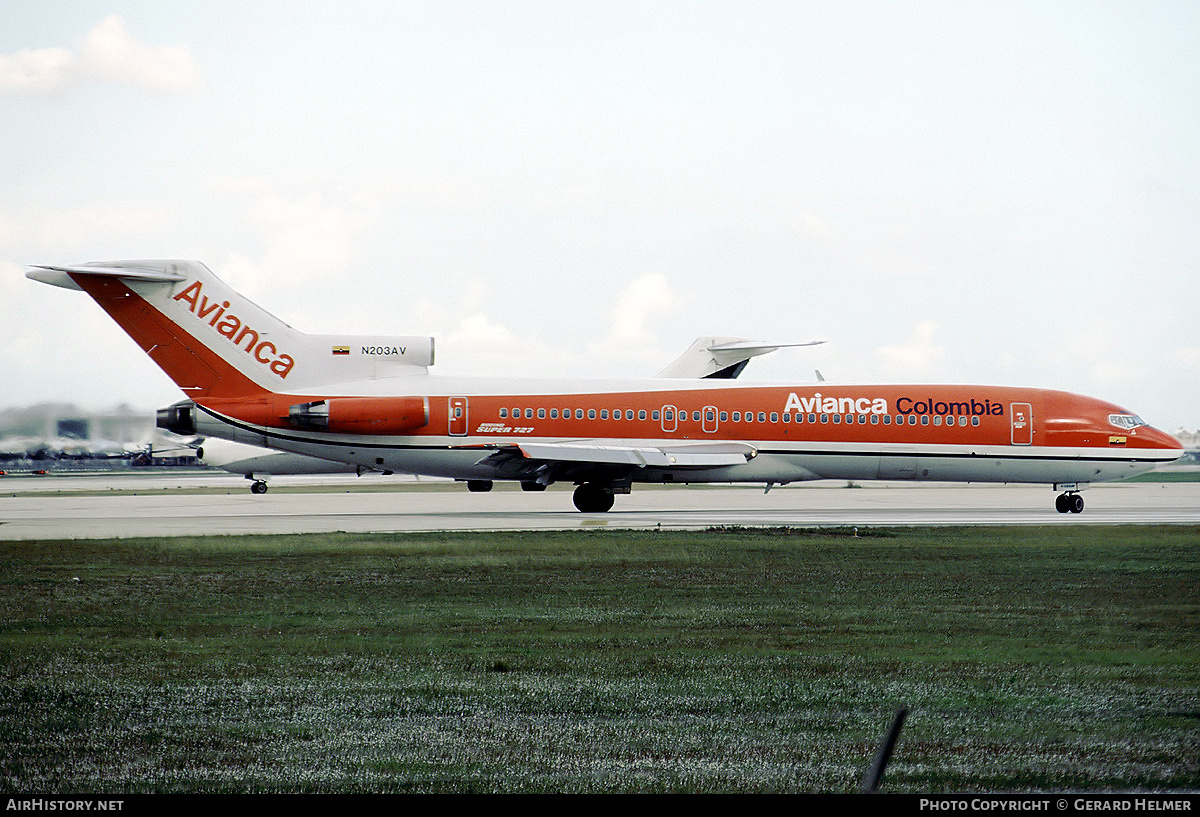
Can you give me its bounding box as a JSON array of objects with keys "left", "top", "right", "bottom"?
[
  {"left": 218, "top": 192, "right": 355, "bottom": 301},
  {"left": 1177, "top": 348, "right": 1200, "bottom": 371},
  {"left": 875, "top": 321, "right": 946, "bottom": 380},
  {"left": 0, "top": 202, "right": 165, "bottom": 250},
  {"left": 605, "top": 273, "right": 680, "bottom": 347},
  {"left": 0, "top": 16, "right": 200, "bottom": 95}
]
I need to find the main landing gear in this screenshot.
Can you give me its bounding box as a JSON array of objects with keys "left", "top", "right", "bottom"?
[
  {"left": 1055, "top": 492, "right": 1084, "bottom": 514},
  {"left": 248, "top": 477, "right": 269, "bottom": 494},
  {"left": 573, "top": 482, "right": 615, "bottom": 513}
]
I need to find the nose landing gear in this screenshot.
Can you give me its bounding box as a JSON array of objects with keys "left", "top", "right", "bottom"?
[{"left": 1055, "top": 492, "right": 1084, "bottom": 514}]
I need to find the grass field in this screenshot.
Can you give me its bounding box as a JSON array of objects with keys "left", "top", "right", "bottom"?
[{"left": 1, "top": 526, "right": 1197, "bottom": 793}]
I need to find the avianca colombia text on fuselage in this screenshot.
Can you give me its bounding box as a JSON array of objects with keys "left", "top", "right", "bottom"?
[{"left": 28, "top": 261, "right": 1183, "bottom": 513}]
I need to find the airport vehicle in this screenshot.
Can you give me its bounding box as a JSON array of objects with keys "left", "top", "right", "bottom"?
[{"left": 28, "top": 260, "right": 1182, "bottom": 513}]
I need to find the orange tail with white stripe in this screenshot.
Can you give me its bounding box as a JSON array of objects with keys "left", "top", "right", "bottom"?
[{"left": 27, "top": 260, "right": 435, "bottom": 400}]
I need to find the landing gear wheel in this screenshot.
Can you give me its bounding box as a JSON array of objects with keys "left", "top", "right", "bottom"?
[
  {"left": 1056, "top": 492, "right": 1083, "bottom": 513},
  {"left": 251, "top": 480, "right": 268, "bottom": 494},
  {"left": 573, "top": 483, "right": 615, "bottom": 513}
]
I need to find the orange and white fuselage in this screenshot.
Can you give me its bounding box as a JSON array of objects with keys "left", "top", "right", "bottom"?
[{"left": 28, "top": 260, "right": 1182, "bottom": 513}]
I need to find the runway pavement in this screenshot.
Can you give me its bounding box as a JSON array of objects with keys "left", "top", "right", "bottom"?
[{"left": 2, "top": 471, "right": 1198, "bottom": 539}]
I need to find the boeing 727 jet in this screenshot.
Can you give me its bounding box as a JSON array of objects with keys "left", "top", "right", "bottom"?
[{"left": 28, "top": 260, "right": 1182, "bottom": 513}]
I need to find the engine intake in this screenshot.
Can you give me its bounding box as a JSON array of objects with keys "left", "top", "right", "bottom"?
[{"left": 157, "top": 400, "right": 197, "bottom": 435}]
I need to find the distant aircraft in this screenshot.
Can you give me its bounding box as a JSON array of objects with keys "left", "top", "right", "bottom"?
[{"left": 29, "top": 260, "right": 1182, "bottom": 513}]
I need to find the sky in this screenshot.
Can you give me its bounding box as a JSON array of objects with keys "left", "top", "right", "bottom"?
[{"left": 2, "top": 1, "right": 1198, "bottom": 431}]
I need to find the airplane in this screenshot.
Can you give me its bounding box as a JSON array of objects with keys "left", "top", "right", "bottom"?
[{"left": 28, "top": 260, "right": 1183, "bottom": 514}]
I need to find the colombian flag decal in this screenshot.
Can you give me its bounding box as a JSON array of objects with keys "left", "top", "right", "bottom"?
[{"left": 332, "top": 346, "right": 350, "bottom": 356}]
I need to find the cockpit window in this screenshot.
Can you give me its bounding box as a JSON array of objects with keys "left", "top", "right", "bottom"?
[{"left": 1108, "top": 414, "right": 1147, "bottom": 430}]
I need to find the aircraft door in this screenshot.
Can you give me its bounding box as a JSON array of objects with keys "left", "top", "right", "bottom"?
[
  {"left": 449, "top": 397, "right": 468, "bottom": 436},
  {"left": 703, "top": 405, "right": 718, "bottom": 434},
  {"left": 1011, "top": 402, "right": 1033, "bottom": 445},
  {"left": 661, "top": 405, "right": 678, "bottom": 433}
]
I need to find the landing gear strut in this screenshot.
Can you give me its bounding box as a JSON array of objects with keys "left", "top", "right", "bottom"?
[
  {"left": 573, "top": 482, "right": 615, "bottom": 513},
  {"left": 1055, "top": 492, "right": 1084, "bottom": 514}
]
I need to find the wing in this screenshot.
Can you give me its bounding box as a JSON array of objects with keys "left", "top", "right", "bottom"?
[{"left": 465, "top": 440, "right": 757, "bottom": 485}]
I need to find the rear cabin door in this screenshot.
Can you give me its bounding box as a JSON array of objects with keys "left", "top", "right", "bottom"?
[
  {"left": 449, "top": 397, "right": 468, "bottom": 436},
  {"left": 661, "top": 405, "right": 678, "bottom": 433},
  {"left": 1010, "top": 402, "right": 1033, "bottom": 445}
]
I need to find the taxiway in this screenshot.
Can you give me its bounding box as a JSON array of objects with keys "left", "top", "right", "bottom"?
[{"left": 2, "top": 472, "right": 1197, "bottom": 540}]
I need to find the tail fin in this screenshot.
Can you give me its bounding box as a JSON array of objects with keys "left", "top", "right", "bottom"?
[{"left": 28, "top": 260, "right": 434, "bottom": 400}]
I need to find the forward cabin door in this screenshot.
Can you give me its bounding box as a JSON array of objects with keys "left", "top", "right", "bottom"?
[
  {"left": 1010, "top": 402, "right": 1033, "bottom": 445},
  {"left": 449, "top": 397, "right": 468, "bottom": 436}
]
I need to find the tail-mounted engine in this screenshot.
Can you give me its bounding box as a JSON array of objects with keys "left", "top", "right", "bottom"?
[
  {"left": 156, "top": 400, "right": 197, "bottom": 435},
  {"left": 287, "top": 396, "right": 429, "bottom": 435}
]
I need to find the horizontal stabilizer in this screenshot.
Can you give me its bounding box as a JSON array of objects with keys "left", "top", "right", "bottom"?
[
  {"left": 659, "top": 337, "right": 825, "bottom": 379},
  {"left": 27, "top": 261, "right": 190, "bottom": 291}
]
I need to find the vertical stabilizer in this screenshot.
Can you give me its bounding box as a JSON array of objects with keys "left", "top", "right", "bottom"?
[{"left": 29, "top": 260, "right": 437, "bottom": 399}]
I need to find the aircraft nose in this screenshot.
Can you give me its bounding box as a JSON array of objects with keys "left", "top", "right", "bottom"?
[{"left": 1143, "top": 426, "right": 1184, "bottom": 454}]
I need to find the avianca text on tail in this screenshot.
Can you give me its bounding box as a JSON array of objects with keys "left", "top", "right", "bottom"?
[
  {"left": 173, "top": 279, "right": 296, "bottom": 379},
  {"left": 27, "top": 259, "right": 1183, "bottom": 514}
]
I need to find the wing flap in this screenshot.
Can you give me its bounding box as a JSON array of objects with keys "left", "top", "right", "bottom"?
[{"left": 488, "top": 440, "right": 757, "bottom": 468}]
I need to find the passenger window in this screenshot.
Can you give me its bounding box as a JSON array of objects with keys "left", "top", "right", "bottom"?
[
  {"left": 758, "top": 412, "right": 766, "bottom": 423},
  {"left": 538, "top": 408, "right": 545, "bottom": 419},
  {"left": 601, "top": 410, "right": 608, "bottom": 420},
  {"left": 575, "top": 409, "right": 584, "bottom": 419},
  {"left": 652, "top": 410, "right": 660, "bottom": 420},
  {"left": 638, "top": 410, "right": 646, "bottom": 420},
  {"left": 770, "top": 412, "right": 778, "bottom": 423},
  {"left": 720, "top": 411, "right": 728, "bottom": 422},
  {"left": 500, "top": 408, "right": 508, "bottom": 419},
  {"left": 733, "top": 411, "right": 740, "bottom": 421},
  {"left": 782, "top": 413, "right": 790, "bottom": 423},
  {"left": 525, "top": 408, "right": 533, "bottom": 419},
  {"left": 550, "top": 409, "right": 558, "bottom": 419},
  {"left": 588, "top": 409, "right": 596, "bottom": 420}
]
